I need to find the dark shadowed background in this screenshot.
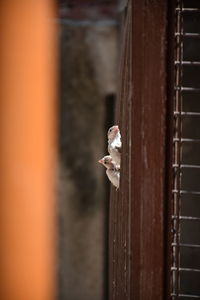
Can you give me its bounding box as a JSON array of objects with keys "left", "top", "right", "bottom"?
[{"left": 58, "top": 1, "right": 119, "bottom": 299}]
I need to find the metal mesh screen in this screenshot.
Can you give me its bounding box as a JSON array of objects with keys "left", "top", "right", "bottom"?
[{"left": 171, "top": 0, "right": 200, "bottom": 298}]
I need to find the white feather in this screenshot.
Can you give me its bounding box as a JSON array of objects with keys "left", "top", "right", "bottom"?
[
  {"left": 108, "top": 132, "right": 121, "bottom": 166},
  {"left": 106, "top": 168, "right": 120, "bottom": 189}
]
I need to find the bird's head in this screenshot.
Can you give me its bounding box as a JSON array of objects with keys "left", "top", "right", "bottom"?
[
  {"left": 98, "top": 155, "right": 113, "bottom": 169},
  {"left": 107, "top": 125, "right": 120, "bottom": 140}
]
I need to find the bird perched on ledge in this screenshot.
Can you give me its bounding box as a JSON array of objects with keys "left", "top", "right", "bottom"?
[
  {"left": 98, "top": 155, "right": 120, "bottom": 189},
  {"left": 107, "top": 125, "right": 121, "bottom": 166}
]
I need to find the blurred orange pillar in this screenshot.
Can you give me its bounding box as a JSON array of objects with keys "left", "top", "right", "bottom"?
[{"left": 0, "top": 1, "right": 57, "bottom": 300}]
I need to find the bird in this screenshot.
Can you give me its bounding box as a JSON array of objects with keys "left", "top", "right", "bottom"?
[
  {"left": 98, "top": 155, "right": 120, "bottom": 189},
  {"left": 107, "top": 125, "right": 121, "bottom": 166}
]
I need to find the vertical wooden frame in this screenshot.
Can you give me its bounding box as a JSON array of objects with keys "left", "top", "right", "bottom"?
[
  {"left": 109, "top": 0, "right": 169, "bottom": 299},
  {"left": 131, "top": 0, "right": 167, "bottom": 299},
  {"left": 109, "top": 1, "right": 132, "bottom": 299},
  {"left": 165, "top": 1, "right": 176, "bottom": 299}
]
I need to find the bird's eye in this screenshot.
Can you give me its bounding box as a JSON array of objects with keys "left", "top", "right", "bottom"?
[
  {"left": 105, "top": 161, "right": 107, "bottom": 164},
  {"left": 109, "top": 128, "right": 112, "bottom": 132}
]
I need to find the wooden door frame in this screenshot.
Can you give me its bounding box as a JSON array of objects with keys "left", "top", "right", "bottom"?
[{"left": 109, "top": 1, "right": 174, "bottom": 299}]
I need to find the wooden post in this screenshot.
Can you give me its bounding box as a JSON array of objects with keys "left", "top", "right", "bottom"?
[
  {"left": 0, "top": 1, "right": 57, "bottom": 300},
  {"left": 109, "top": 0, "right": 168, "bottom": 299},
  {"left": 131, "top": 1, "right": 167, "bottom": 298}
]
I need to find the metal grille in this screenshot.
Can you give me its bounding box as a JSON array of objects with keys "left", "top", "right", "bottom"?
[{"left": 172, "top": 0, "right": 200, "bottom": 298}]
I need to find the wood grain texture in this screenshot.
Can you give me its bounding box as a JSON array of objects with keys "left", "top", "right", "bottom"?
[
  {"left": 131, "top": 0, "right": 167, "bottom": 299},
  {"left": 109, "top": 0, "right": 168, "bottom": 299},
  {"left": 165, "top": 2, "right": 176, "bottom": 299},
  {"left": 109, "top": 1, "right": 132, "bottom": 299}
]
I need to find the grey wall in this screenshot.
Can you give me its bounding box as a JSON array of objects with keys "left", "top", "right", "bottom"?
[{"left": 58, "top": 22, "right": 118, "bottom": 300}]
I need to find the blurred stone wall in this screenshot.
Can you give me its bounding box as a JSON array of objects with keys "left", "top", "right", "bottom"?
[{"left": 58, "top": 21, "right": 118, "bottom": 300}]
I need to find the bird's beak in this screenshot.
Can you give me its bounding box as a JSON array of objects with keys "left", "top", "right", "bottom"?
[
  {"left": 98, "top": 159, "right": 103, "bottom": 164},
  {"left": 113, "top": 125, "right": 119, "bottom": 133}
]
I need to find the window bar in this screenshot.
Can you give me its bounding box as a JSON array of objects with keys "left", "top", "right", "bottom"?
[
  {"left": 174, "top": 112, "right": 200, "bottom": 116},
  {"left": 173, "top": 138, "right": 200, "bottom": 143},
  {"left": 175, "top": 87, "right": 200, "bottom": 92},
  {"left": 171, "top": 267, "right": 200, "bottom": 273},
  {"left": 175, "top": 33, "right": 200, "bottom": 38},
  {"left": 171, "top": 294, "right": 200, "bottom": 299},
  {"left": 175, "top": 61, "right": 200, "bottom": 66},
  {"left": 173, "top": 164, "right": 200, "bottom": 169},
  {"left": 176, "top": 8, "right": 200, "bottom": 12},
  {"left": 173, "top": 189, "right": 200, "bottom": 195},
  {"left": 172, "top": 216, "right": 200, "bottom": 221},
  {"left": 172, "top": 243, "right": 200, "bottom": 248},
  {"left": 172, "top": 1, "right": 183, "bottom": 298}
]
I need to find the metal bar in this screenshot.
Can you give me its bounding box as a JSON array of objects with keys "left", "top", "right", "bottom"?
[
  {"left": 171, "top": 294, "right": 200, "bottom": 299},
  {"left": 172, "top": 243, "right": 200, "bottom": 248},
  {"left": 175, "top": 33, "right": 200, "bottom": 37},
  {"left": 176, "top": 8, "right": 200, "bottom": 12},
  {"left": 175, "top": 61, "right": 200, "bottom": 66},
  {"left": 173, "top": 164, "right": 200, "bottom": 169},
  {"left": 0, "top": 2, "right": 57, "bottom": 300},
  {"left": 172, "top": 190, "right": 200, "bottom": 195},
  {"left": 174, "top": 112, "right": 200, "bottom": 116},
  {"left": 172, "top": 2, "right": 183, "bottom": 297},
  {"left": 173, "top": 138, "right": 200, "bottom": 143},
  {"left": 171, "top": 267, "right": 200, "bottom": 272},
  {"left": 175, "top": 87, "right": 200, "bottom": 92},
  {"left": 172, "top": 216, "right": 200, "bottom": 221}
]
